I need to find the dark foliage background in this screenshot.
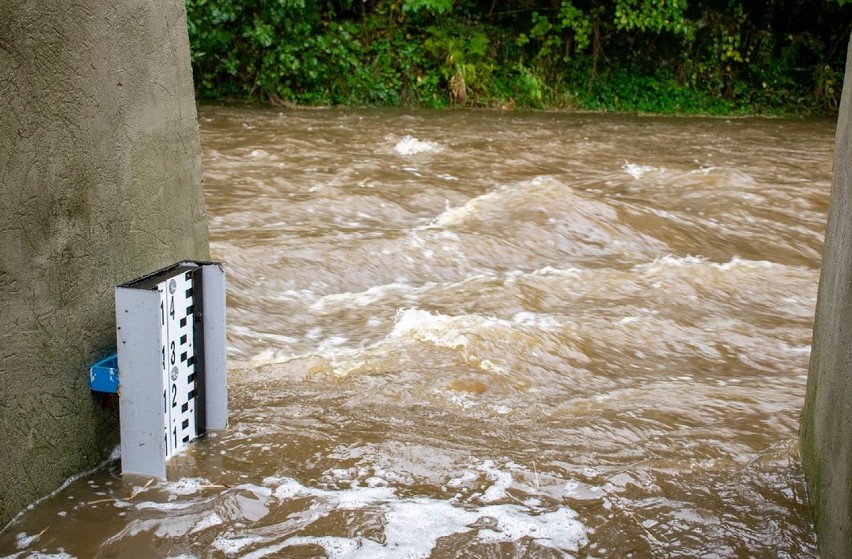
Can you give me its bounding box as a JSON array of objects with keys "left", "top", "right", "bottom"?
[{"left": 187, "top": 0, "right": 851, "bottom": 114}]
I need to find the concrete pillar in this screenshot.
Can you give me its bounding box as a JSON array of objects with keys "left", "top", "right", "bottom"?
[
  {"left": 801, "top": 34, "right": 852, "bottom": 558},
  {"left": 0, "top": 1, "right": 209, "bottom": 526}
]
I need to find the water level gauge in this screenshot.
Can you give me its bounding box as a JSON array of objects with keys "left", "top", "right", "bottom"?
[{"left": 114, "top": 260, "right": 227, "bottom": 479}]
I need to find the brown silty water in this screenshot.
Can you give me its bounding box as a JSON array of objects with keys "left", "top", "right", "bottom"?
[{"left": 0, "top": 107, "right": 833, "bottom": 558}]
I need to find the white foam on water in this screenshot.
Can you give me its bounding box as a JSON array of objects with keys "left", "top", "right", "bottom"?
[
  {"left": 444, "top": 391, "right": 477, "bottom": 410},
  {"left": 636, "top": 254, "right": 706, "bottom": 271},
  {"left": 423, "top": 190, "right": 500, "bottom": 228},
  {"left": 190, "top": 512, "right": 224, "bottom": 534},
  {"left": 275, "top": 500, "right": 583, "bottom": 559},
  {"left": 310, "top": 282, "right": 426, "bottom": 312},
  {"left": 480, "top": 357, "right": 510, "bottom": 375},
  {"left": 377, "top": 499, "right": 481, "bottom": 558},
  {"left": 562, "top": 480, "right": 604, "bottom": 501},
  {"left": 401, "top": 166, "right": 423, "bottom": 176},
  {"left": 511, "top": 311, "right": 563, "bottom": 330},
  {"left": 318, "top": 336, "right": 350, "bottom": 350},
  {"left": 689, "top": 165, "right": 757, "bottom": 185},
  {"left": 623, "top": 162, "right": 757, "bottom": 190},
  {"left": 438, "top": 229, "right": 461, "bottom": 241},
  {"left": 134, "top": 501, "right": 197, "bottom": 511},
  {"left": 272, "top": 288, "right": 318, "bottom": 302},
  {"left": 635, "top": 254, "right": 778, "bottom": 275},
  {"left": 393, "top": 135, "right": 443, "bottom": 155},
  {"left": 233, "top": 325, "right": 299, "bottom": 347},
  {"left": 712, "top": 256, "right": 775, "bottom": 271},
  {"left": 241, "top": 537, "right": 359, "bottom": 559},
  {"left": 478, "top": 460, "right": 514, "bottom": 503},
  {"left": 164, "top": 477, "right": 212, "bottom": 497},
  {"left": 327, "top": 348, "right": 374, "bottom": 378},
  {"left": 447, "top": 469, "right": 479, "bottom": 488},
  {"left": 267, "top": 477, "right": 307, "bottom": 500},
  {"left": 248, "top": 473, "right": 587, "bottom": 558},
  {"left": 387, "top": 307, "right": 589, "bottom": 372},
  {"left": 212, "top": 535, "right": 265, "bottom": 554},
  {"left": 16, "top": 532, "right": 41, "bottom": 550},
  {"left": 623, "top": 162, "right": 659, "bottom": 179},
  {"left": 9, "top": 553, "right": 76, "bottom": 559},
  {"left": 334, "top": 486, "right": 397, "bottom": 509},
  {"left": 306, "top": 327, "right": 323, "bottom": 339},
  {"left": 780, "top": 343, "right": 811, "bottom": 356},
  {"left": 530, "top": 265, "right": 584, "bottom": 278},
  {"left": 248, "top": 349, "right": 298, "bottom": 368},
  {"left": 390, "top": 308, "right": 471, "bottom": 350},
  {"left": 389, "top": 308, "right": 518, "bottom": 358},
  {"left": 476, "top": 505, "right": 586, "bottom": 551}
]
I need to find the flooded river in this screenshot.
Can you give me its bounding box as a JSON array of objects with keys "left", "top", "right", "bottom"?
[{"left": 1, "top": 107, "right": 835, "bottom": 557}]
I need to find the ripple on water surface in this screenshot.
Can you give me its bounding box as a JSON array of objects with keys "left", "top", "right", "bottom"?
[{"left": 0, "top": 108, "right": 831, "bottom": 557}]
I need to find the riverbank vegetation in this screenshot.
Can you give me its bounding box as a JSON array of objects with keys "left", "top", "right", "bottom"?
[{"left": 186, "top": 0, "right": 851, "bottom": 115}]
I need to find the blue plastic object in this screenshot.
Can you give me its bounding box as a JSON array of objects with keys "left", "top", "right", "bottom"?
[{"left": 89, "top": 354, "right": 120, "bottom": 393}]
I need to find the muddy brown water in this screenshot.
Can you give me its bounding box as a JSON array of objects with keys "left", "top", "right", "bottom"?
[{"left": 1, "top": 107, "right": 834, "bottom": 558}]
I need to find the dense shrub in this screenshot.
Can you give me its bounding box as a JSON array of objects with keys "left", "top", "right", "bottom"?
[{"left": 186, "top": 0, "right": 852, "bottom": 114}]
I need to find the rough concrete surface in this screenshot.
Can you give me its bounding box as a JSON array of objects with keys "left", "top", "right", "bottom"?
[
  {"left": 0, "top": 1, "right": 210, "bottom": 527},
  {"left": 801, "top": 34, "right": 852, "bottom": 558}
]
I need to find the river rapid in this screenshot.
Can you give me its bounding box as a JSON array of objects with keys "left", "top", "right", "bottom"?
[{"left": 1, "top": 107, "right": 834, "bottom": 558}]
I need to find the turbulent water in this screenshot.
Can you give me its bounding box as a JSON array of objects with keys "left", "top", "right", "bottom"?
[{"left": 1, "top": 108, "right": 835, "bottom": 558}]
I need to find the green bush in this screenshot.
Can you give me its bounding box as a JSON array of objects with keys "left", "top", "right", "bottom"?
[{"left": 185, "top": 0, "right": 851, "bottom": 115}]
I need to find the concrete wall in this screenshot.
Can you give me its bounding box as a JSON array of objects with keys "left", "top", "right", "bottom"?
[
  {"left": 801, "top": 34, "right": 852, "bottom": 558},
  {"left": 0, "top": 1, "right": 209, "bottom": 526}
]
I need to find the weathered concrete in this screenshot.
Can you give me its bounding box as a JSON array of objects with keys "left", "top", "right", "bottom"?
[
  {"left": 801, "top": 34, "right": 852, "bottom": 558},
  {"left": 0, "top": 1, "right": 209, "bottom": 526}
]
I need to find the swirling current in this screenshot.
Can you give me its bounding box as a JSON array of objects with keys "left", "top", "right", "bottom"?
[{"left": 1, "top": 108, "right": 834, "bottom": 558}]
